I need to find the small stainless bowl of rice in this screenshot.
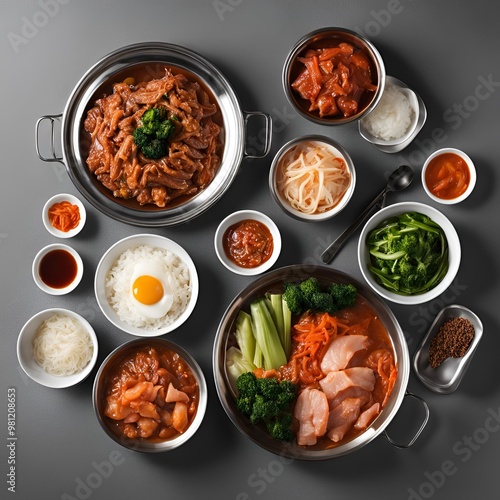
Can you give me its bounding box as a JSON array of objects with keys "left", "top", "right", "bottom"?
[
  {"left": 95, "top": 234, "right": 199, "bottom": 337},
  {"left": 359, "top": 76, "right": 426, "bottom": 153},
  {"left": 17, "top": 308, "right": 98, "bottom": 389}
]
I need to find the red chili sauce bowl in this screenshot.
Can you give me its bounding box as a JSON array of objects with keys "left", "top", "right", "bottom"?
[{"left": 422, "top": 148, "right": 476, "bottom": 205}]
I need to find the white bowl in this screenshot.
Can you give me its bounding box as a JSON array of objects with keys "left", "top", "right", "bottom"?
[
  {"left": 269, "top": 135, "right": 356, "bottom": 222},
  {"left": 17, "top": 308, "right": 98, "bottom": 389},
  {"left": 422, "top": 148, "right": 476, "bottom": 205},
  {"left": 214, "top": 210, "right": 281, "bottom": 276},
  {"left": 95, "top": 234, "right": 199, "bottom": 337},
  {"left": 358, "top": 202, "right": 461, "bottom": 305},
  {"left": 42, "top": 193, "right": 86, "bottom": 238},
  {"left": 32, "top": 243, "right": 84, "bottom": 295}
]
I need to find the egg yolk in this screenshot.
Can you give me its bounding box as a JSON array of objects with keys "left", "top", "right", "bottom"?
[{"left": 132, "top": 275, "right": 164, "bottom": 305}]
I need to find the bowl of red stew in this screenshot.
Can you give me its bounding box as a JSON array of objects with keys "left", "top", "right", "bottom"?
[
  {"left": 213, "top": 265, "right": 427, "bottom": 460},
  {"left": 422, "top": 148, "right": 476, "bottom": 204},
  {"left": 214, "top": 210, "right": 281, "bottom": 276},
  {"left": 283, "top": 27, "right": 386, "bottom": 125},
  {"left": 93, "top": 338, "right": 207, "bottom": 453}
]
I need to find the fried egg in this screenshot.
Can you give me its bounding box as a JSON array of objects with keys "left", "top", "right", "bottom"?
[{"left": 130, "top": 262, "right": 174, "bottom": 319}]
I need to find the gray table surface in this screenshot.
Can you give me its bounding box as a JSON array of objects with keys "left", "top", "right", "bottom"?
[{"left": 1, "top": 1, "right": 500, "bottom": 499}]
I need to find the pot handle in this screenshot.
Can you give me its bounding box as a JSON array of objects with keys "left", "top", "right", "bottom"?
[
  {"left": 243, "top": 111, "right": 272, "bottom": 159},
  {"left": 383, "top": 391, "right": 430, "bottom": 449},
  {"left": 35, "top": 114, "right": 63, "bottom": 163}
]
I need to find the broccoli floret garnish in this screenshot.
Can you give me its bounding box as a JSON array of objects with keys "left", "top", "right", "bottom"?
[
  {"left": 235, "top": 372, "right": 297, "bottom": 441},
  {"left": 328, "top": 283, "right": 357, "bottom": 311},
  {"left": 283, "top": 279, "right": 358, "bottom": 315},
  {"left": 266, "top": 412, "right": 294, "bottom": 441},
  {"left": 283, "top": 282, "right": 304, "bottom": 315},
  {"left": 133, "top": 106, "right": 177, "bottom": 159}
]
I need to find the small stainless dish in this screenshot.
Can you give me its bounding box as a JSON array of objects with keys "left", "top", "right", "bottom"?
[
  {"left": 413, "top": 305, "right": 483, "bottom": 394},
  {"left": 359, "top": 76, "right": 427, "bottom": 153},
  {"left": 283, "top": 27, "right": 386, "bottom": 125},
  {"left": 93, "top": 337, "right": 207, "bottom": 452},
  {"left": 269, "top": 135, "right": 356, "bottom": 222}
]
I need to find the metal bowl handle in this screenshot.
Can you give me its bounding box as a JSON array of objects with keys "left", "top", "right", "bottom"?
[
  {"left": 243, "top": 111, "right": 272, "bottom": 159},
  {"left": 35, "top": 114, "right": 63, "bottom": 163},
  {"left": 383, "top": 391, "right": 430, "bottom": 449}
]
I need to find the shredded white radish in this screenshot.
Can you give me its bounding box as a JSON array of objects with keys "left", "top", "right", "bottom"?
[
  {"left": 32, "top": 314, "right": 94, "bottom": 376},
  {"left": 278, "top": 142, "right": 351, "bottom": 214}
]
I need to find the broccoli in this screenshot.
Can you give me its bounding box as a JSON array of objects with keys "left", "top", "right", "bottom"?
[
  {"left": 266, "top": 412, "right": 294, "bottom": 441},
  {"left": 133, "top": 106, "right": 177, "bottom": 159},
  {"left": 328, "top": 283, "right": 357, "bottom": 311},
  {"left": 235, "top": 372, "right": 297, "bottom": 441},
  {"left": 299, "top": 277, "right": 321, "bottom": 303},
  {"left": 283, "top": 279, "right": 358, "bottom": 315},
  {"left": 366, "top": 212, "right": 449, "bottom": 295},
  {"left": 283, "top": 283, "right": 304, "bottom": 315}
]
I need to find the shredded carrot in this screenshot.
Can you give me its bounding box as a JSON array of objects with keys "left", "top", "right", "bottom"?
[
  {"left": 48, "top": 201, "right": 80, "bottom": 232},
  {"left": 286, "top": 312, "right": 350, "bottom": 387}
]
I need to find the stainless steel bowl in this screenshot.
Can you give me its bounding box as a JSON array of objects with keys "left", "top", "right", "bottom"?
[
  {"left": 93, "top": 338, "right": 207, "bottom": 453},
  {"left": 36, "top": 42, "right": 272, "bottom": 227},
  {"left": 213, "top": 265, "right": 427, "bottom": 460},
  {"left": 283, "top": 27, "right": 386, "bottom": 125}
]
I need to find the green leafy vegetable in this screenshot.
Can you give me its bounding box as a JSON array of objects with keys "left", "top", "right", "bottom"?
[
  {"left": 366, "top": 211, "right": 449, "bottom": 295},
  {"left": 226, "top": 347, "right": 256, "bottom": 392},
  {"left": 133, "top": 107, "right": 177, "bottom": 159}
]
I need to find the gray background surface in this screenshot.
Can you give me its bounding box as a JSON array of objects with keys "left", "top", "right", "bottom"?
[{"left": 1, "top": 1, "right": 500, "bottom": 499}]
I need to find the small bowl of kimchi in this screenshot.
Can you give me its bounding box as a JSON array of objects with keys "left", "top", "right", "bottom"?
[
  {"left": 42, "top": 193, "right": 86, "bottom": 238},
  {"left": 269, "top": 135, "right": 356, "bottom": 222},
  {"left": 283, "top": 27, "right": 386, "bottom": 125}
]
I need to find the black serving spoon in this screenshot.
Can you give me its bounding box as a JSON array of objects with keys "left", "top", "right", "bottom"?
[{"left": 321, "top": 165, "right": 414, "bottom": 264}]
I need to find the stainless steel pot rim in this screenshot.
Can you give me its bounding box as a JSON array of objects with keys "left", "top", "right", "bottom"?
[
  {"left": 38, "top": 42, "right": 272, "bottom": 227},
  {"left": 212, "top": 264, "right": 411, "bottom": 460}
]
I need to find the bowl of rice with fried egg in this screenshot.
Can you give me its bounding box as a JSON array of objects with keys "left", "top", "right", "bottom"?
[{"left": 95, "top": 234, "right": 198, "bottom": 336}]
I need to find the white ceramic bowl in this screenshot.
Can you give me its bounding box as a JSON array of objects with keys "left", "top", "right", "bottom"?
[
  {"left": 95, "top": 234, "right": 199, "bottom": 337},
  {"left": 42, "top": 193, "right": 86, "bottom": 238},
  {"left": 422, "top": 148, "right": 476, "bottom": 204},
  {"left": 358, "top": 202, "right": 461, "bottom": 305},
  {"left": 269, "top": 135, "right": 356, "bottom": 222},
  {"left": 214, "top": 210, "right": 281, "bottom": 276},
  {"left": 17, "top": 308, "right": 98, "bottom": 389},
  {"left": 32, "top": 243, "right": 84, "bottom": 295}
]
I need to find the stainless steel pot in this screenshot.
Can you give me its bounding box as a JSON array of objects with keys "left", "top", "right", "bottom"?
[
  {"left": 213, "top": 265, "right": 429, "bottom": 460},
  {"left": 35, "top": 42, "right": 272, "bottom": 227}
]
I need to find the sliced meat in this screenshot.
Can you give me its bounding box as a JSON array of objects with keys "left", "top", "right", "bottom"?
[
  {"left": 327, "top": 397, "right": 363, "bottom": 443},
  {"left": 328, "top": 386, "right": 372, "bottom": 411},
  {"left": 294, "top": 388, "right": 329, "bottom": 446},
  {"left": 319, "top": 367, "right": 375, "bottom": 401},
  {"left": 354, "top": 403, "right": 380, "bottom": 431},
  {"left": 320, "top": 335, "right": 368, "bottom": 374}
]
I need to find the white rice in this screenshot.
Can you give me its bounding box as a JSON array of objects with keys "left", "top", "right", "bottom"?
[
  {"left": 105, "top": 245, "right": 191, "bottom": 330},
  {"left": 363, "top": 83, "right": 414, "bottom": 140}
]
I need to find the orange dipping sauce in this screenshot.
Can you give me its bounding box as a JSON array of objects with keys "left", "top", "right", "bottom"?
[
  {"left": 424, "top": 152, "right": 470, "bottom": 200},
  {"left": 223, "top": 219, "right": 274, "bottom": 268}
]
